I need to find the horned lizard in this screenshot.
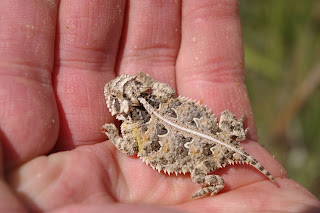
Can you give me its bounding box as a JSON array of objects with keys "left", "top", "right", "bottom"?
[{"left": 102, "top": 72, "right": 274, "bottom": 198}]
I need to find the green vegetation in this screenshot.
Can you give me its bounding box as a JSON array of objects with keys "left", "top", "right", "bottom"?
[{"left": 239, "top": 0, "right": 320, "bottom": 198}]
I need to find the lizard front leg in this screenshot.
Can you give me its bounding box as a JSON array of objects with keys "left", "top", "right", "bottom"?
[{"left": 102, "top": 123, "right": 138, "bottom": 155}]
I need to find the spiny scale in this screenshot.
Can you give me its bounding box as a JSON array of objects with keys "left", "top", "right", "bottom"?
[{"left": 103, "top": 72, "right": 275, "bottom": 198}]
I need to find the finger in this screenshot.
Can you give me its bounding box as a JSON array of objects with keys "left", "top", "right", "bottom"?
[
  {"left": 176, "top": 0, "right": 257, "bottom": 140},
  {"left": 110, "top": 0, "right": 187, "bottom": 201},
  {"left": 54, "top": 0, "right": 126, "bottom": 150},
  {"left": 117, "top": 0, "right": 181, "bottom": 87},
  {"left": 0, "top": 0, "right": 59, "bottom": 169},
  {"left": 175, "top": 0, "right": 284, "bottom": 191},
  {"left": 177, "top": 178, "right": 320, "bottom": 212}
]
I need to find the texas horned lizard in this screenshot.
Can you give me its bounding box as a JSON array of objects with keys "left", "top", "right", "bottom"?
[{"left": 102, "top": 72, "right": 274, "bottom": 198}]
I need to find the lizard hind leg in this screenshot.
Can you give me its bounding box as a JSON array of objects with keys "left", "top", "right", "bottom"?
[{"left": 191, "top": 161, "right": 225, "bottom": 198}]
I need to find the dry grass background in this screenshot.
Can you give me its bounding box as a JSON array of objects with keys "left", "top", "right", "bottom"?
[{"left": 239, "top": 0, "right": 320, "bottom": 198}]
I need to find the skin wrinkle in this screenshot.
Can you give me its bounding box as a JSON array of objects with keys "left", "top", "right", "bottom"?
[
  {"left": 0, "top": 50, "right": 54, "bottom": 86},
  {"left": 0, "top": 72, "right": 52, "bottom": 89},
  {"left": 182, "top": 0, "right": 238, "bottom": 20},
  {"left": 57, "top": 61, "right": 116, "bottom": 74},
  {"left": 93, "top": 146, "right": 118, "bottom": 202},
  {"left": 57, "top": 43, "right": 119, "bottom": 67},
  {"left": 59, "top": 42, "right": 119, "bottom": 57},
  {"left": 116, "top": 153, "right": 135, "bottom": 202},
  {"left": 123, "top": 44, "right": 179, "bottom": 57},
  {"left": 181, "top": 67, "right": 244, "bottom": 85}
]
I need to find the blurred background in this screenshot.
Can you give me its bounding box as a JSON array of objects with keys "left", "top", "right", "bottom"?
[{"left": 239, "top": 0, "right": 320, "bottom": 198}]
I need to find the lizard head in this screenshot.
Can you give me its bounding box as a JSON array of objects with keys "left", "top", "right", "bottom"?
[
  {"left": 104, "top": 73, "right": 151, "bottom": 121},
  {"left": 104, "top": 72, "right": 175, "bottom": 121}
]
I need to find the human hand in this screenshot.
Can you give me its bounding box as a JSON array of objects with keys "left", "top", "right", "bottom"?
[{"left": 0, "top": 0, "right": 319, "bottom": 212}]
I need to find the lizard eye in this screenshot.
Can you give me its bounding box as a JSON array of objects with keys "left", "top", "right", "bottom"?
[{"left": 113, "top": 98, "right": 121, "bottom": 112}]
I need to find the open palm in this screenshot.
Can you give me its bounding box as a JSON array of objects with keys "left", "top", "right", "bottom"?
[{"left": 0, "top": 0, "right": 319, "bottom": 212}]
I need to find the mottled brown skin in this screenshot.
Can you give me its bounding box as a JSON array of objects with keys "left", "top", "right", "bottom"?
[{"left": 102, "top": 73, "right": 274, "bottom": 198}]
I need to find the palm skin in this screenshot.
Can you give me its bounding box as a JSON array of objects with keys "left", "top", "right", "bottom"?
[{"left": 0, "top": 0, "right": 319, "bottom": 212}]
